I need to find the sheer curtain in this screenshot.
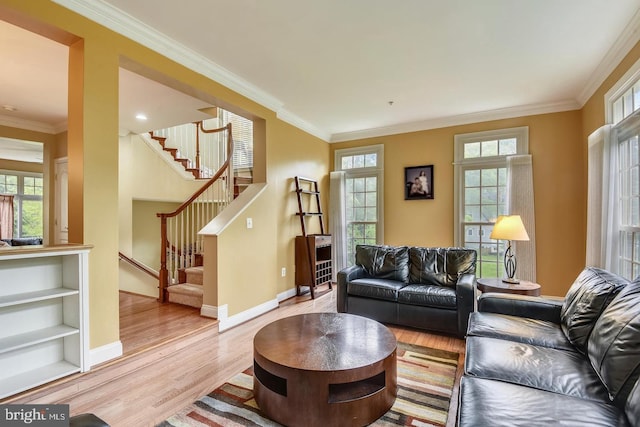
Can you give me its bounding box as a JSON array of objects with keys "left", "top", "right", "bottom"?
[
  {"left": 0, "top": 195, "right": 14, "bottom": 239},
  {"left": 329, "top": 171, "right": 347, "bottom": 281},
  {"left": 586, "top": 125, "right": 618, "bottom": 269},
  {"left": 506, "top": 155, "right": 536, "bottom": 282}
]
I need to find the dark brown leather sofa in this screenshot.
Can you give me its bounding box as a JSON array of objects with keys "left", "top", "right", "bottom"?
[
  {"left": 337, "top": 245, "right": 477, "bottom": 337},
  {"left": 458, "top": 267, "right": 640, "bottom": 426}
]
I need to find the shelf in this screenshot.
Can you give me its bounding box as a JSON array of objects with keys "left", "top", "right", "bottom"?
[
  {"left": 0, "top": 325, "right": 79, "bottom": 355},
  {"left": 0, "top": 288, "right": 79, "bottom": 308},
  {"left": 0, "top": 361, "right": 81, "bottom": 399},
  {"left": 296, "top": 212, "right": 323, "bottom": 216},
  {"left": 297, "top": 189, "right": 320, "bottom": 195}
]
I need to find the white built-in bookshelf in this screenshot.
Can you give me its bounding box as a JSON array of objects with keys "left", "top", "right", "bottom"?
[{"left": 0, "top": 245, "right": 91, "bottom": 399}]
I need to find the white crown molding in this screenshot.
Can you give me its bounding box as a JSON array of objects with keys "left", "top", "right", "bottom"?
[
  {"left": 0, "top": 114, "right": 58, "bottom": 134},
  {"left": 330, "top": 100, "right": 580, "bottom": 143},
  {"left": 276, "top": 108, "right": 331, "bottom": 141},
  {"left": 577, "top": 8, "right": 640, "bottom": 106},
  {"left": 52, "top": 0, "right": 285, "bottom": 114}
]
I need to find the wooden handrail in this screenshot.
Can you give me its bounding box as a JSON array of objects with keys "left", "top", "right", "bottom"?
[
  {"left": 156, "top": 122, "right": 234, "bottom": 302},
  {"left": 118, "top": 252, "right": 159, "bottom": 280}
]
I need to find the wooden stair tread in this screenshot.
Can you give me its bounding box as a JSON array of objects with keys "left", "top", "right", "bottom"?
[{"left": 167, "top": 283, "right": 203, "bottom": 296}]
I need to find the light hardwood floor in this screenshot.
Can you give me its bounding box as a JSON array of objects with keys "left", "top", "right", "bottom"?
[{"left": 3, "top": 288, "right": 466, "bottom": 427}]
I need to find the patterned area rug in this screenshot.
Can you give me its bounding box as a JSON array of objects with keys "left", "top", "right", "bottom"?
[{"left": 158, "top": 342, "right": 459, "bottom": 427}]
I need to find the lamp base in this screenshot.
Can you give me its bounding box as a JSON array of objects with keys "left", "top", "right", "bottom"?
[{"left": 502, "top": 277, "right": 520, "bottom": 284}]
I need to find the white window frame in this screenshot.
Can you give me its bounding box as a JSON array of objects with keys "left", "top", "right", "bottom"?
[
  {"left": 453, "top": 127, "right": 529, "bottom": 246},
  {"left": 335, "top": 144, "right": 385, "bottom": 260},
  {"left": 601, "top": 56, "right": 640, "bottom": 278},
  {"left": 0, "top": 169, "right": 44, "bottom": 238}
]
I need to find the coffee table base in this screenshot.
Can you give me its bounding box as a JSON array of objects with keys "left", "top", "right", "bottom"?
[
  {"left": 254, "top": 352, "right": 396, "bottom": 427},
  {"left": 253, "top": 313, "right": 398, "bottom": 427}
]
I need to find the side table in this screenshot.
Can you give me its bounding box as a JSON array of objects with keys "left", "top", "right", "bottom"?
[{"left": 476, "top": 277, "right": 541, "bottom": 296}]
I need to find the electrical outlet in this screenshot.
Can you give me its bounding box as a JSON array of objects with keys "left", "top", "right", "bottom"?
[
  {"left": 246, "top": 218, "right": 253, "bottom": 229},
  {"left": 281, "top": 267, "right": 286, "bottom": 277}
]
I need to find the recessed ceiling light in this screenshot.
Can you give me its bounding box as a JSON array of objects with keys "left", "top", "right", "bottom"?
[
  {"left": 2, "top": 105, "right": 18, "bottom": 112},
  {"left": 135, "top": 113, "right": 148, "bottom": 121}
]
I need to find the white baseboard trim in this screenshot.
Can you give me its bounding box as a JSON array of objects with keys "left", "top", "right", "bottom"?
[
  {"left": 89, "top": 341, "right": 123, "bottom": 368},
  {"left": 218, "top": 298, "right": 278, "bottom": 333},
  {"left": 200, "top": 304, "right": 227, "bottom": 319},
  {"left": 277, "top": 287, "right": 297, "bottom": 302}
]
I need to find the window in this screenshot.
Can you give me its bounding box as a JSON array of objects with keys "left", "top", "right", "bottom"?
[
  {"left": 335, "top": 145, "right": 384, "bottom": 264},
  {"left": 220, "top": 109, "right": 253, "bottom": 170},
  {"left": 593, "top": 56, "right": 640, "bottom": 279},
  {"left": 617, "top": 131, "right": 640, "bottom": 278},
  {"left": 454, "top": 127, "right": 528, "bottom": 278},
  {"left": 0, "top": 171, "right": 43, "bottom": 238}
]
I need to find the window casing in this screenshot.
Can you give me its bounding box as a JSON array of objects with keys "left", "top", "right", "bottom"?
[
  {"left": 602, "top": 56, "right": 640, "bottom": 279},
  {"left": 0, "top": 170, "right": 43, "bottom": 238},
  {"left": 335, "top": 145, "right": 384, "bottom": 264},
  {"left": 454, "top": 127, "right": 529, "bottom": 278}
]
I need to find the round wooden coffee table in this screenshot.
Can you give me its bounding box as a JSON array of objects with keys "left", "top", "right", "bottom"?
[{"left": 253, "top": 313, "right": 397, "bottom": 427}]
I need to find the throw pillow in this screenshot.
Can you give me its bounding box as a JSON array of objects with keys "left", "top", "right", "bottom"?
[
  {"left": 587, "top": 281, "right": 640, "bottom": 404},
  {"left": 560, "top": 267, "right": 628, "bottom": 353},
  {"left": 355, "top": 245, "right": 409, "bottom": 282},
  {"left": 409, "top": 247, "right": 476, "bottom": 288}
]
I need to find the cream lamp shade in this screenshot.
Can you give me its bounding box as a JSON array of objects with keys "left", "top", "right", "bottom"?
[
  {"left": 490, "top": 215, "right": 530, "bottom": 241},
  {"left": 490, "top": 215, "right": 529, "bottom": 283}
]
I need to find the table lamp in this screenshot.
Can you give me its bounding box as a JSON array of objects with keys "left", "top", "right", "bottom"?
[{"left": 490, "top": 215, "right": 529, "bottom": 284}]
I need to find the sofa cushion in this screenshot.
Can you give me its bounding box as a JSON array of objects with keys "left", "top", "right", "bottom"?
[
  {"left": 587, "top": 281, "right": 640, "bottom": 404},
  {"left": 397, "top": 284, "right": 456, "bottom": 308},
  {"left": 625, "top": 377, "right": 640, "bottom": 426},
  {"left": 9, "top": 237, "right": 43, "bottom": 246},
  {"left": 347, "top": 278, "right": 406, "bottom": 302},
  {"left": 409, "top": 247, "right": 476, "bottom": 288},
  {"left": 467, "top": 312, "right": 575, "bottom": 351},
  {"left": 458, "top": 376, "right": 630, "bottom": 427},
  {"left": 560, "top": 267, "right": 628, "bottom": 353},
  {"left": 465, "top": 336, "right": 611, "bottom": 402},
  {"left": 355, "top": 245, "right": 409, "bottom": 282}
]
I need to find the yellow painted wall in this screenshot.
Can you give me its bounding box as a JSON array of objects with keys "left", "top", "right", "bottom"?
[
  {"left": 122, "top": 134, "right": 203, "bottom": 203},
  {"left": 217, "top": 190, "right": 277, "bottom": 315},
  {"left": 132, "top": 200, "right": 180, "bottom": 270},
  {"left": 331, "top": 111, "right": 584, "bottom": 297},
  {"left": 0, "top": 158, "right": 43, "bottom": 173},
  {"left": 267, "top": 119, "right": 330, "bottom": 298}
]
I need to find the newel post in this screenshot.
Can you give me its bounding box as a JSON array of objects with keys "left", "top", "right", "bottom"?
[{"left": 158, "top": 213, "right": 169, "bottom": 302}]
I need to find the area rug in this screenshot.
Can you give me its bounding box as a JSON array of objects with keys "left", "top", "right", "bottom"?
[{"left": 158, "top": 342, "right": 459, "bottom": 427}]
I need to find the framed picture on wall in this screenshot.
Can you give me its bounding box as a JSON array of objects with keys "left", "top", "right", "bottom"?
[{"left": 405, "top": 165, "right": 434, "bottom": 200}]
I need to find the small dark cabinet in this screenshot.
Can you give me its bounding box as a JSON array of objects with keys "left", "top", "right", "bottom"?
[{"left": 295, "top": 234, "right": 333, "bottom": 298}]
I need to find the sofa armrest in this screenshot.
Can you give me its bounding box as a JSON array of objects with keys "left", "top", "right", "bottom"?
[
  {"left": 337, "top": 265, "right": 366, "bottom": 312},
  {"left": 456, "top": 273, "right": 476, "bottom": 337},
  {"left": 478, "top": 293, "right": 563, "bottom": 324}
]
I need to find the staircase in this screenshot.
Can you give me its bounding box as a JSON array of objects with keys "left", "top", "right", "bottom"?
[
  {"left": 167, "top": 266, "right": 204, "bottom": 308},
  {"left": 149, "top": 132, "right": 202, "bottom": 179},
  {"left": 155, "top": 120, "right": 254, "bottom": 309}
]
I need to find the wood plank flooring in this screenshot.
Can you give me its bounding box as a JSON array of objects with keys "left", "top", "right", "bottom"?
[{"left": 2, "top": 288, "right": 466, "bottom": 427}]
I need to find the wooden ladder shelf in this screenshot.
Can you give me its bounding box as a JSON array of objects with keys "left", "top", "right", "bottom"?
[{"left": 294, "top": 176, "right": 332, "bottom": 299}]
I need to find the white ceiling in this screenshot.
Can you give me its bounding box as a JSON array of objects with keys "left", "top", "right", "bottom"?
[{"left": 2, "top": 0, "right": 640, "bottom": 144}]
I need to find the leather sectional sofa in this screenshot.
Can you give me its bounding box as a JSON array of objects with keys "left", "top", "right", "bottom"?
[
  {"left": 457, "top": 267, "right": 640, "bottom": 426},
  {"left": 337, "top": 244, "right": 477, "bottom": 337}
]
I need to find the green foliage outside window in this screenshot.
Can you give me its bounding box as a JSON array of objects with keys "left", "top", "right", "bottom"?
[{"left": 1, "top": 173, "right": 43, "bottom": 238}]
